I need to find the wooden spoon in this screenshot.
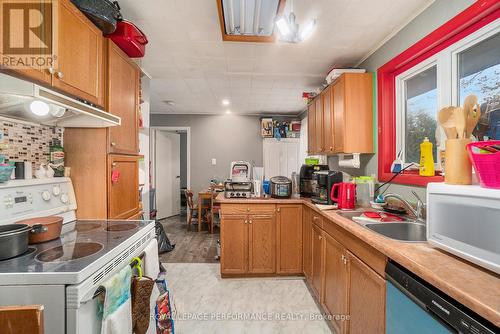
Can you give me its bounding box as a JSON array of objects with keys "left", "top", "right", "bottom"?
[
  {"left": 463, "top": 95, "right": 481, "bottom": 138},
  {"left": 454, "top": 107, "right": 466, "bottom": 139},
  {"left": 438, "top": 106, "right": 458, "bottom": 139}
]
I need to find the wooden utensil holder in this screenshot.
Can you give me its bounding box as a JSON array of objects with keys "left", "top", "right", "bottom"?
[{"left": 445, "top": 138, "right": 472, "bottom": 185}]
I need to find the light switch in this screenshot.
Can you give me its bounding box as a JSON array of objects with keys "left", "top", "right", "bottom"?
[{"left": 211, "top": 158, "right": 217, "bottom": 166}]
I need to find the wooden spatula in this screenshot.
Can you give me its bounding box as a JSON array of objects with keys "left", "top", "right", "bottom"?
[
  {"left": 463, "top": 95, "right": 481, "bottom": 138},
  {"left": 454, "top": 107, "right": 466, "bottom": 139},
  {"left": 438, "top": 106, "right": 458, "bottom": 139}
]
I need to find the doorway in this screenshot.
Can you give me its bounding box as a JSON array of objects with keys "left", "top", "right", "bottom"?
[{"left": 151, "top": 127, "right": 190, "bottom": 220}]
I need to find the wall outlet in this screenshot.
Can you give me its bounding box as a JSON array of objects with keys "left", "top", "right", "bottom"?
[{"left": 211, "top": 158, "right": 217, "bottom": 166}]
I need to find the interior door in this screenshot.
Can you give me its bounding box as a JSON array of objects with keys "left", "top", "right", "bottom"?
[{"left": 155, "top": 131, "right": 181, "bottom": 219}]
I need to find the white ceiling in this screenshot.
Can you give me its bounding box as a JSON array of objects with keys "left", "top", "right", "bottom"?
[{"left": 118, "top": 0, "right": 434, "bottom": 115}]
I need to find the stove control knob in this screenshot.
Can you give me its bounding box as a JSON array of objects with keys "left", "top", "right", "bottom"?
[
  {"left": 41, "top": 190, "right": 51, "bottom": 201},
  {"left": 52, "top": 186, "right": 61, "bottom": 196},
  {"left": 60, "top": 193, "right": 69, "bottom": 204}
]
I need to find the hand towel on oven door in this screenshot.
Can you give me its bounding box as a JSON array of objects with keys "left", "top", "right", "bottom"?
[{"left": 98, "top": 265, "right": 133, "bottom": 334}]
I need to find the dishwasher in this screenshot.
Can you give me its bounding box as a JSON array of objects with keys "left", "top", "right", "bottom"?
[{"left": 385, "top": 261, "right": 498, "bottom": 334}]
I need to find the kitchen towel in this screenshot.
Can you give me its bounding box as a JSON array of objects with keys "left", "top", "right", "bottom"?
[
  {"left": 99, "top": 265, "right": 133, "bottom": 334},
  {"left": 143, "top": 238, "right": 160, "bottom": 279}
]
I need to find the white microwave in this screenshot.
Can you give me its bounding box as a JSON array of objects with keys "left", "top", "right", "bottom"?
[{"left": 427, "top": 183, "right": 500, "bottom": 274}]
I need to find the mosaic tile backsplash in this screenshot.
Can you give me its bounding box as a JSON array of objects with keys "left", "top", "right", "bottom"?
[{"left": 0, "top": 120, "right": 63, "bottom": 168}]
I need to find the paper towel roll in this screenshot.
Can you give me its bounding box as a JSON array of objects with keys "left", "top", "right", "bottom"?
[{"left": 338, "top": 154, "right": 360, "bottom": 168}]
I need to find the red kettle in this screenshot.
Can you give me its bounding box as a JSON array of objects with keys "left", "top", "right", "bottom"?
[{"left": 331, "top": 182, "right": 356, "bottom": 210}]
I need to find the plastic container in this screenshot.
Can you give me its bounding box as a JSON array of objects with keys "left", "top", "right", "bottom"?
[
  {"left": 419, "top": 137, "right": 435, "bottom": 176},
  {"left": 466, "top": 140, "right": 500, "bottom": 189},
  {"left": 0, "top": 165, "right": 15, "bottom": 183},
  {"left": 354, "top": 176, "right": 375, "bottom": 207}
]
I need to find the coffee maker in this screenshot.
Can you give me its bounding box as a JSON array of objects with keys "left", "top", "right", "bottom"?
[
  {"left": 299, "top": 164, "right": 328, "bottom": 197},
  {"left": 312, "top": 170, "right": 343, "bottom": 205}
]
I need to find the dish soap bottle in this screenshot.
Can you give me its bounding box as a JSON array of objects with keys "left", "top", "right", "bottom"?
[
  {"left": 419, "top": 137, "right": 435, "bottom": 176},
  {"left": 49, "top": 139, "right": 65, "bottom": 177}
]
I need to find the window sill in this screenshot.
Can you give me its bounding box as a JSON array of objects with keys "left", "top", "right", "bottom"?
[{"left": 379, "top": 171, "right": 444, "bottom": 187}]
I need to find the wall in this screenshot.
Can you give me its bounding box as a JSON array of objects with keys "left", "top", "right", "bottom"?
[
  {"left": 179, "top": 132, "right": 187, "bottom": 189},
  {"left": 0, "top": 119, "right": 63, "bottom": 169},
  {"left": 328, "top": 0, "right": 475, "bottom": 200},
  {"left": 138, "top": 75, "right": 151, "bottom": 217},
  {"left": 151, "top": 114, "right": 264, "bottom": 194}
]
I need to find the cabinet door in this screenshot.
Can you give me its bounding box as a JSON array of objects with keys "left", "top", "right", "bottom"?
[
  {"left": 277, "top": 205, "right": 302, "bottom": 274},
  {"left": 54, "top": 0, "right": 103, "bottom": 105},
  {"left": 347, "top": 251, "right": 385, "bottom": 334},
  {"left": 311, "top": 223, "right": 324, "bottom": 300},
  {"left": 307, "top": 102, "right": 316, "bottom": 154},
  {"left": 333, "top": 77, "right": 345, "bottom": 153},
  {"left": 323, "top": 233, "right": 349, "bottom": 334},
  {"left": 322, "top": 86, "right": 334, "bottom": 154},
  {"left": 220, "top": 215, "right": 248, "bottom": 274},
  {"left": 315, "top": 97, "right": 323, "bottom": 153},
  {"left": 302, "top": 207, "right": 312, "bottom": 280},
  {"left": 107, "top": 155, "right": 139, "bottom": 219},
  {"left": 107, "top": 41, "right": 140, "bottom": 154},
  {"left": 248, "top": 215, "right": 276, "bottom": 274},
  {"left": 0, "top": 1, "right": 52, "bottom": 84}
]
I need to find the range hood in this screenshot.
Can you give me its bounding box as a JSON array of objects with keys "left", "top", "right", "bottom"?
[{"left": 0, "top": 73, "right": 120, "bottom": 127}]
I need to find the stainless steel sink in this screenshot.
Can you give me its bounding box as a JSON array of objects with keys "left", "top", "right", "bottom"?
[
  {"left": 335, "top": 210, "right": 427, "bottom": 242},
  {"left": 365, "top": 223, "right": 426, "bottom": 242}
]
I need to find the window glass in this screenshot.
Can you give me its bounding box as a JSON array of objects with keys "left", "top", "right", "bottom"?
[
  {"left": 458, "top": 32, "right": 500, "bottom": 140},
  {"left": 404, "top": 66, "right": 438, "bottom": 164}
]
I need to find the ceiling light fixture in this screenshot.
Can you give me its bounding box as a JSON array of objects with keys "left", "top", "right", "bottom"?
[
  {"left": 163, "top": 100, "right": 175, "bottom": 106},
  {"left": 275, "top": 0, "right": 316, "bottom": 43},
  {"left": 225, "top": 110, "right": 232, "bottom": 114},
  {"left": 222, "top": 99, "right": 230, "bottom": 106}
]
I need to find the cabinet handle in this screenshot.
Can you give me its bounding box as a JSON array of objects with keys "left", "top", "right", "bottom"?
[
  {"left": 112, "top": 162, "right": 117, "bottom": 167},
  {"left": 342, "top": 254, "right": 347, "bottom": 265},
  {"left": 330, "top": 146, "right": 333, "bottom": 151},
  {"left": 111, "top": 141, "right": 117, "bottom": 147},
  {"left": 312, "top": 216, "right": 319, "bottom": 221},
  {"left": 318, "top": 235, "right": 322, "bottom": 240},
  {"left": 246, "top": 208, "right": 250, "bottom": 212},
  {"left": 244, "top": 220, "right": 248, "bottom": 224},
  {"left": 56, "top": 71, "right": 64, "bottom": 79},
  {"left": 277, "top": 208, "right": 281, "bottom": 213},
  {"left": 48, "top": 67, "right": 55, "bottom": 75},
  {"left": 248, "top": 220, "right": 253, "bottom": 224}
]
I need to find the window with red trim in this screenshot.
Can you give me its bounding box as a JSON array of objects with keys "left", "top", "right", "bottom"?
[{"left": 377, "top": 0, "right": 500, "bottom": 187}]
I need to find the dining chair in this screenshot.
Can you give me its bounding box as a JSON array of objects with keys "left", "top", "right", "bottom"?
[
  {"left": 184, "top": 189, "right": 199, "bottom": 231},
  {"left": 0, "top": 305, "right": 44, "bottom": 334},
  {"left": 204, "top": 191, "right": 220, "bottom": 234}
]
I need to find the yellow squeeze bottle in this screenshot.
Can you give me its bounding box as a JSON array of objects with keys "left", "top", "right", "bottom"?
[{"left": 419, "top": 137, "right": 435, "bottom": 176}]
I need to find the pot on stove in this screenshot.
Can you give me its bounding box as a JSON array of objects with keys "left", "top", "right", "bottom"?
[{"left": 0, "top": 224, "right": 31, "bottom": 260}]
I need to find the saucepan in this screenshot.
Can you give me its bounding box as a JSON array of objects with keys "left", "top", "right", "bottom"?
[
  {"left": 15, "top": 216, "right": 63, "bottom": 244},
  {"left": 0, "top": 224, "right": 31, "bottom": 260}
]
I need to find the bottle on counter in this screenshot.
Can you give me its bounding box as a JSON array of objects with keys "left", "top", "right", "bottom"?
[
  {"left": 49, "top": 139, "right": 65, "bottom": 177},
  {"left": 419, "top": 137, "right": 435, "bottom": 176}
]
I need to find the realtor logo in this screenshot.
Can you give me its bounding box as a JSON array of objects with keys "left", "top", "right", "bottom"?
[{"left": 1, "top": 0, "right": 55, "bottom": 68}]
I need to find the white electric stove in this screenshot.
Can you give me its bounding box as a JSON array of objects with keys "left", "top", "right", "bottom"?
[{"left": 0, "top": 178, "right": 155, "bottom": 334}]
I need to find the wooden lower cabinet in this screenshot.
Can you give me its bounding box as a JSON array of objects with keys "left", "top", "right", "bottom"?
[
  {"left": 220, "top": 215, "right": 248, "bottom": 274},
  {"left": 249, "top": 215, "right": 276, "bottom": 274},
  {"left": 220, "top": 213, "right": 276, "bottom": 275},
  {"left": 323, "top": 233, "right": 349, "bottom": 334},
  {"left": 302, "top": 207, "right": 312, "bottom": 280},
  {"left": 347, "top": 251, "right": 386, "bottom": 334},
  {"left": 277, "top": 205, "right": 303, "bottom": 274},
  {"left": 311, "top": 223, "right": 324, "bottom": 299},
  {"left": 108, "top": 155, "right": 140, "bottom": 219}
]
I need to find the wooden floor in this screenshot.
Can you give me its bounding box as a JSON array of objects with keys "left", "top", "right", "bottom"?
[{"left": 159, "top": 215, "right": 220, "bottom": 263}]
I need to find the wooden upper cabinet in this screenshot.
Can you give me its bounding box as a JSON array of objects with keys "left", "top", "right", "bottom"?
[
  {"left": 107, "top": 41, "right": 140, "bottom": 155},
  {"left": 54, "top": 0, "right": 104, "bottom": 106},
  {"left": 323, "top": 233, "right": 349, "bottom": 334},
  {"left": 107, "top": 155, "right": 139, "bottom": 219},
  {"left": 315, "top": 97, "right": 323, "bottom": 153},
  {"left": 347, "top": 251, "right": 386, "bottom": 334},
  {"left": 307, "top": 102, "right": 316, "bottom": 154},
  {"left": 277, "top": 205, "right": 303, "bottom": 274},
  {"left": 302, "top": 207, "right": 312, "bottom": 280},
  {"left": 322, "top": 86, "right": 334, "bottom": 154},
  {"left": 248, "top": 215, "right": 276, "bottom": 274},
  {"left": 311, "top": 223, "right": 324, "bottom": 300},
  {"left": 332, "top": 73, "right": 373, "bottom": 153},
  {"left": 221, "top": 215, "right": 248, "bottom": 275}
]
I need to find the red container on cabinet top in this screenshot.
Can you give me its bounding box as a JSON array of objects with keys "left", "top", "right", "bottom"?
[{"left": 105, "top": 20, "right": 148, "bottom": 58}]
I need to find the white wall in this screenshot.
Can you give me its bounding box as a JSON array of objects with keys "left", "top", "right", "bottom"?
[{"left": 139, "top": 75, "right": 151, "bottom": 217}]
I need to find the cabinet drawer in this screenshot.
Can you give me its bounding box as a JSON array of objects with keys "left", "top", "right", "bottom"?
[
  {"left": 311, "top": 212, "right": 323, "bottom": 229},
  {"left": 220, "top": 204, "right": 276, "bottom": 215}
]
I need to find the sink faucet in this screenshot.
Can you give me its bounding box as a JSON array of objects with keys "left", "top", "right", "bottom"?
[{"left": 383, "top": 191, "right": 426, "bottom": 223}]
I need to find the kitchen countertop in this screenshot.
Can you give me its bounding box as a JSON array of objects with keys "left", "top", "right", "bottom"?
[{"left": 216, "top": 193, "right": 500, "bottom": 326}]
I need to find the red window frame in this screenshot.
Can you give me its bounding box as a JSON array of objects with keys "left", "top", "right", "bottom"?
[{"left": 377, "top": 0, "right": 500, "bottom": 186}]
